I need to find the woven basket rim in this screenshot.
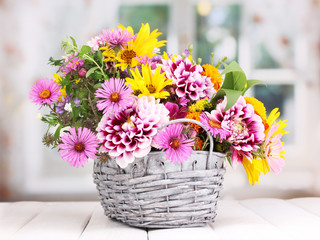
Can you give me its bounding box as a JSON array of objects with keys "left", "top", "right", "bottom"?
[{"left": 147, "top": 150, "right": 226, "bottom": 157}]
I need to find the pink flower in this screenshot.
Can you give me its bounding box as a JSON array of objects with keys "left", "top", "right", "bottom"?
[
  {"left": 214, "top": 96, "right": 265, "bottom": 166},
  {"left": 95, "top": 78, "right": 134, "bottom": 115},
  {"left": 102, "top": 28, "right": 135, "bottom": 49},
  {"left": 58, "top": 127, "right": 99, "bottom": 167},
  {"left": 165, "top": 102, "right": 187, "bottom": 120},
  {"left": 200, "top": 111, "right": 230, "bottom": 141},
  {"left": 154, "top": 124, "right": 194, "bottom": 164},
  {"left": 264, "top": 124, "right": 285, "bottom": 174},
  {"left": 29, "top": 78, "right": 61, "bottom": 108},
  {"left": 161, "top": 55, "right": 215, "bottom": 102},
  {"left": 97, "top": 96, "right": 169, "bottom": 168},
  {"left": 61, "top": 53, "right": 84, "bottom": 75}
]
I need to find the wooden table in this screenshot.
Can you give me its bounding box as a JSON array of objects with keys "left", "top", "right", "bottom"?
[{"left": 1, "top": 198, "right": 320, "bottom": 240}]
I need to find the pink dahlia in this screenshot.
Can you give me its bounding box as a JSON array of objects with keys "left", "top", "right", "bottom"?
[
  {"left": 61, "top": 53, "right": 84, "bottom": 75},
  {"left": 154, "top": 123, "right": 194, "bottom": 164},
  {"left": 97, "top": 96, "right": 169, "bottom": 168},
  {"left": 95, "top": 78, "right": 134, "bottom": 115},
  {"left": 200, "top": 111, "right": 230, "bottom": 141},
  {"left": 161, "top": 55, "right": 215, "bottom": 102},
  {"left": 215, "top": 96, "right": 265, "bottom": 166},
  {"left": 264, "top": 124, "right": 285, "bottom": 174},
  {"left": 58, "top": 127, "right": 99, "bottom": 167},
  {"left": 29, "top": 78, "right": 61, "bottom": 108}
]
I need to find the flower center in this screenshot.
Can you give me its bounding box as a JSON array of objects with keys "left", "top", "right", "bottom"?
[
  {"left": 110, "top": 92, "right": 121, "bottom": 102},
  {"left": 40, "top": 89, "right": 51, "bottom": 99},
  {"left": 209, "top": 120, "right": 221, "bottom": 129},
  {"left": 74, "top": 142, "right": 85, "bottom": 152},
  {"left": 147, "top": 85, "right": 156, "bottom": 93},
  {"left": 169, "top": 137, "right": 181, "bottom": 150},
  {"left": 120, "top": 49, "right": 136, "bottom": 64}
]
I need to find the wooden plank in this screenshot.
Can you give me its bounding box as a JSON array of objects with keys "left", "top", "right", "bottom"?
[
  {"left": 10, "top": 202, "right": 97, "bottom": 240},
  {"left": 211, "top": 200, "right": 292, "bottom": 240},
  {"left": 288, "top": 197, "right": 320, "bottom": 216},
  {"left": 148, "top": 225, "right": 221, "bottom": 240},
  {"left": 0, "top": 202, "right": 47, "bottom": 240},
  {"left": 240, "top": 198, "right": 320, "bottom": 240},
  {"left": 79, "top": 205, "right": 148, "bottom": 240}
]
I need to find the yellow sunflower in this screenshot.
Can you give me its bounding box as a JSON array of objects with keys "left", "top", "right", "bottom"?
[
  {"left": 126, "top": 64, "right": 172, "bottom": 99},
  {"left": 116, "top": 23, "right": 167, "bottom": 71}
]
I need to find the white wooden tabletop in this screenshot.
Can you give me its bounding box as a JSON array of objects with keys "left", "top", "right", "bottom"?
[{"left": 1, "top": 198, "right": 320, "bottom": 240}]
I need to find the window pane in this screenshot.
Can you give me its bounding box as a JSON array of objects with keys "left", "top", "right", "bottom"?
[
  {"left": 254, "top": 84, "right": 294, "bottom": 144},
  {"left": 195, "top": 4, "right": 241, "bottom": 64},
  {"left": 248, "top": 1, "right": 296, "bottom": 69},
  {"left": 118, "top": 5, "right": 169, "bottom": 51}
]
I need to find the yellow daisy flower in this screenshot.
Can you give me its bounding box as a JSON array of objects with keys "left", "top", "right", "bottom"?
[
  {"left": 126, "top": 64, "right": 172, "bottom": 99},
  {"left": 265, "top": 108, "right": 289, "bottom": 136},
  {"left": 100, "top": 46, "right": 116, "bottom": 62},
  {"left": 53, "top": 73, "right": 66, "bottom": 102},
  {"left": 116, "top": 23, "right": 167, "bottom": 71},
  {"left": 242, "top": 157, "right": 269, "bottom": 185}
]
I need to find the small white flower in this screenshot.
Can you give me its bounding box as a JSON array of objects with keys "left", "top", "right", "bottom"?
[
  {"left": 64, "top": 103, "right": 72, "bottom": 112},
  {"left": 36, "top": 113, "right": 43, "bottom": 120}
]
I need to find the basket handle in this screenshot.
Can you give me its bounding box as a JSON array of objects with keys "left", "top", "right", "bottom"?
[{"left": 158, "top": 119, "right": 214, "bottom": 161}]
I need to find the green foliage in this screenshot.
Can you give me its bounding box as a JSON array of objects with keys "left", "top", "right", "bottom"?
[{"left": 210, "top": 61, "right": 265, "bottom": 111}]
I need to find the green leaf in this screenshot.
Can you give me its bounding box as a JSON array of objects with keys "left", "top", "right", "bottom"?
[
  {"left": 54, "top": 125, "right": 63, "bottom": 141},
  {"left": 93, "top": 83, "right": 102, "bottom": 90},
  {"left": 86, "top": 66, "right": 99, "bottom": 78},
  {"left": 220, "top": 61, "right": 244, "bottom": 77},
  {"left": 92, "top": 72, "right": 103, "bottom": 80},
  {"left": 97, "top": 51, "right": 103, "bottom": 64},
  {"left": 242, "top": 79, "right": 266, "bottom": 95},
  {"left": 221, "top": 89, "right": 243, "bottom": 112},
  {"left": 70, "top": 36, "right": 77, "bottom": 47},
  {"left": 232, "top": 71, "right": 247, "bottom": 90},
  {"left": 80, "top": 45, "right": 91, "bottom": 55}
]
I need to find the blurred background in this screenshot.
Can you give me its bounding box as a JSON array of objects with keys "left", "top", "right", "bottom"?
[{"left": 0, "top": 0, "right": 319, "bottom": 201}]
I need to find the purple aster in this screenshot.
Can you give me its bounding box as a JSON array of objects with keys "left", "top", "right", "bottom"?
[
  {"left": 200, "top": 111, "right": 230, "bottom": 141},
  {"left": 101, "top": 28, "right": 135, "bottom": 49},
  {"left": 29, "top": 78, "right": 61, "bottom": 108},
  {"left": 94, "top": 78, "right": 134, "bottom": 115},
  {"left": 56, "top": 95, "right": 71, "bottom": 114},
  {"left": 153, "top": 123, "right": 194, "bottom": 164},
  {"left": 58, "top": 127, "right": 99, "bottom": 167},
  {"left": 60, "top": 53, "right": 84, "bottom": 75}
]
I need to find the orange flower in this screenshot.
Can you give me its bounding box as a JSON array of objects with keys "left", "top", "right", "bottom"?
[
  {"left": 194, "top": 137, "right": 203, "bottom": 150},
  {"left": 185, "top": 112, "right": 201, "bottom": 132},
  {"left": 201, "top": 64, "right": 223, "bottom": 91}
]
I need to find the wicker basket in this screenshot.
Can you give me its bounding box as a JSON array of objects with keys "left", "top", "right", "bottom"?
[{"left": 93, "top": 119, "right": 226, "bottom": 228}]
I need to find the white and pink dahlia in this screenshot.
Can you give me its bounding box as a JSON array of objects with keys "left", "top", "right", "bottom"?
[
  {"left": 214, "top": 96, "right": 265, "bottom": 166},
  {"left": 161, "top": 55, "right": 215, "bottom": 102},
  {"left": 97, "top": 96, "right": 169, "bottom": 168}
]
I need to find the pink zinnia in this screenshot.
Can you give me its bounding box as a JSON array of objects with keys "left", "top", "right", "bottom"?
[
  {"left": 264, "top": 124, "right": 285, "bottom": 174},
  {"left": 29, "top": 78, "right": 61, "bottom": 108},
  {"left": 154, "top": 124, "right": 194, "bottom": 164},
  {"left": 102, "top": 28, "right": 135, "bottom": 49},
  {"left": 94, "top": 78, "right": 134, "bottom": 115},
  {"left": 200, "top": 111, "right": 230, "bottom": 141},
  {"left": 58, "top": 127, "right": 99, "bottom": 167}
]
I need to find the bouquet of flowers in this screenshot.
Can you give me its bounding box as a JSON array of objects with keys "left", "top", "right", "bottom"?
[{"left": 30, "top": 23, "right": 288, "bottom": 185}]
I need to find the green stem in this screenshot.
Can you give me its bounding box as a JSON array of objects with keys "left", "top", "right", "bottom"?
[{"left": 83, "top": 54, "right": 107, "bottom": 79}]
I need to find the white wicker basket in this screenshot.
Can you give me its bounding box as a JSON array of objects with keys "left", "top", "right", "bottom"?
[{"left": 93, "top": 119, "right": 226, "bottom": 228}]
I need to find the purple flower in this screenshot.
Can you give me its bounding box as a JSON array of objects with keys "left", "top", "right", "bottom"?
[
  {"left": 165, "top": 102, "right": 187, "bottom": 120},
  {"left": 94, "top": 78, "right": 134, "bottom": 115},
  {"left": 61, "top": 53, "right": 84, "bottom": 75},
  {"left": 153, "top": 124, "right": 194, "bottom": 164},
  {"left": 29, "top": 78, "right": 61, "bottom": 108},
  {"left": 58, "top": 127, "right": 99, "bottom": 167}
]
